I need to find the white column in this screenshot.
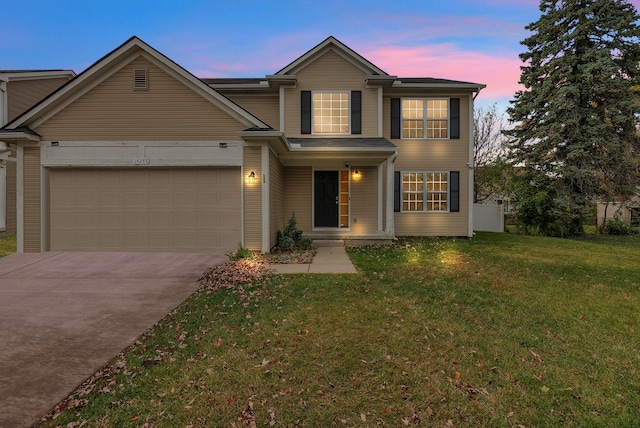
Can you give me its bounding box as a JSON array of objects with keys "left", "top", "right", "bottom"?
[
  {"left": 16, "top": 146, "right": 24, "bottom": 253},
  {"left": 385, "top": 153, "right": 396, "bottom": 236},
  {"left": 378, "top": 163, "right": 383, "bottom": 232},
  {"left": 261, "top": 144, "right": 270, "bottom": 253}
]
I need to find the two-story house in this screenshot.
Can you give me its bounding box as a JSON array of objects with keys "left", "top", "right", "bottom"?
[{"left": 0, "top": 36, "right": 484, "bottom": 253}]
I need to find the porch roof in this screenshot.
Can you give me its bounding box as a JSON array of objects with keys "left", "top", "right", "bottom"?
[{"left": 287, "top": 137, "right": 396, "bottom": 150}]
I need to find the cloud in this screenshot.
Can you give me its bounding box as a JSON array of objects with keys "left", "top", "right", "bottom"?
[{"left": 365, "top": 44, "right": 523, "bottom": 102}]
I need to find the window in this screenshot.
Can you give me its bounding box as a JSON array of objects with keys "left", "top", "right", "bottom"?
[
  {"left": 401, "top": 98, "right": 449, "bottom": 139},
  {"left": 313, "top": 91, "right": 349, "bottom": 134},
  {"left": 402, "top": 171, "right": 449, "bottom": 212}
]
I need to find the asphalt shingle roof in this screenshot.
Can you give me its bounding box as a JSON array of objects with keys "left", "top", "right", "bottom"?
[{"left": 287, "top": 137, "right": 396, "bottom": 149}]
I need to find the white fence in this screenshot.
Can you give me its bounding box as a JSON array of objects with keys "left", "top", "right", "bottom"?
[{"left": 473, "top": 203, "right": 504, "bottom": 233}]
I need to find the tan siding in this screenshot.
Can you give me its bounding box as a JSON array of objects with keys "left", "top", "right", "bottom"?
[
  {"left": 384, "top": 95, "right": 471, "bottom": 236},
  {"left": 350, "top": 166, "right": 379, "bottom": 234},
  {"left": 23, "top": 147, "right": 41, "bottom": 252},
  {"left": 283, "top": 167, "right": 312, "bottom": 232},
  {"left": 6, "top": 78, "right": 69, "bottom": 122},
  {"left": 243, "top": 146, "right": 262, "bottom": 250},
  {"left": 5, "top": 148, "right": 16, "bottom": 235},
  {"left": 36, "top": 56, "right": 245, "bottom": 141},
  {"left": 269, "top": 150, "right": 285, "bottom": 249},
  {"left": 227, "top": 95, "right": 280, "bottom": 130},
  {"left": 283, "top": 50, "right": 378, "bottom": 137}
]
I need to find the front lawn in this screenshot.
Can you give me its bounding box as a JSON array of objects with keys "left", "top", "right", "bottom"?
[{"left": 40, "top": 233, "right": 640, "bottom": 427}]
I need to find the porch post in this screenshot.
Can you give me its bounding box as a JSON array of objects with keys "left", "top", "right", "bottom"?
[
  {"left": 385, "top": 153, "right": 396, "bottom": 236},
  {"left": 261, "top": 145, "right": 270, "bottom": 253}
]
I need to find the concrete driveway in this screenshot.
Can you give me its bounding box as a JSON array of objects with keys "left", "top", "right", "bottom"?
[{"left": 0, "top": 251, "right": 224, "bottom": 428}]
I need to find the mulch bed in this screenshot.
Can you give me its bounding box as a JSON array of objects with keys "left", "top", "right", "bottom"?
[
  {"left": 198, "top": 259, "right": 275, "bottom": 291},
  {"left": 197, "top": 247, "right": 316, "bottom": 291}
]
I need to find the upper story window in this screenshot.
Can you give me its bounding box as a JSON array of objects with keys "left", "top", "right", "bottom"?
[
  {"left": 401, "top": 98, "right": 449, "bottom": 139},
  {"left": 301, "top": 90, "right": 361, "bottom": 135},
  {"left": 313, "top": 91, "right": 349, "bottom": 134}
]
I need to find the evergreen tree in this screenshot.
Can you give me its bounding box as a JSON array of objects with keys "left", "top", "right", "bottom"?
[{"left": 506, "top": 0, "right": 640, "bottom": 235}]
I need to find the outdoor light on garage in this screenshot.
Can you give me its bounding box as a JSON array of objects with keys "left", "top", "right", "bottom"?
[
  {"left": 353, "top": 169, "right": 361, "bottom": 180},
  {"left": 247, "top": 171, "right": 256, "bottom": 184}
]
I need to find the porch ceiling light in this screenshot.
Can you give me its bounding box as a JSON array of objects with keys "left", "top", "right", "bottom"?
[{"left": 247, "top": 171, "right": 256, "bottom": 184}]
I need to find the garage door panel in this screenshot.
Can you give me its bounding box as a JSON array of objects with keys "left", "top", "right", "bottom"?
[
  {"left": 50, "top": 168, "right": 241, "bottom": 252},
  {"left": 98, "top": 170, "right": 121, "bottom": 185},
  {"left": 99, "top": 213, "right": 124, "bottom": 228},
  {"left": 99, "top": 231, "right": 124, "bottom": 249},
  {"left": 149, "top": 192, "right": 170, "bottom": 208},
  {"left": 74, "top": 213, "right": 96, "bottom": 228},
  {"left": 75, "top": 191, "right": 96, "bottom": 207},
  {"left": 149, "top": 232, "right": 171, "bottom": 249}
]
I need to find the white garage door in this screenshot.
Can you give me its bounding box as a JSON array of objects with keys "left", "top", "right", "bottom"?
[{"left": 49, "top": 168, "right": 241, "bottom": 252}]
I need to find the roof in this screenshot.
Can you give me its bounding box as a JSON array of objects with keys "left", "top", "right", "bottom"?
[
  {"left": 288, "top": 137, "right": 397, "bottom": 150},
  {"left": 2, "top": 36, "right": 269, "bottom": 132},
  {"left": 0, "top": 69, "right": 76, "bottom": 82},
  {"left": 275, "top": 36, "right": 389, "bottom": 76},
  {"left": 202, "top": 78, "right": 266, "bottom": 85},
  {"left": 393, "top": 77, "right": 485, "bottom": 90}
]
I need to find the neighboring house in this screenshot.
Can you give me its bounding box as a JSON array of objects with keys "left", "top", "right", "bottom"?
[
  {"left": 0, "top": 70, "right": 75, "bottom": 235},
  {"left": 597, "top": 196, "right": 640, "bottom": 227},
  {"left": 0, "top": 36, "right": 485, "bottom": 253}
]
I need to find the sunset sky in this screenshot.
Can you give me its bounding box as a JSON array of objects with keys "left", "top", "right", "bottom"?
[{"left": 2, "top": 0, "right": 639, "bottom": 108}]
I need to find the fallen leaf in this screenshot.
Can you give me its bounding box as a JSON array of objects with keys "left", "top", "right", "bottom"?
[{"left": 361, "top": 413, "right": 367, "bottom": 422}]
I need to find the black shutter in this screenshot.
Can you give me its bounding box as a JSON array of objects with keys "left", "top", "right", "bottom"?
[
  {"left": 450, "top": 171, "right": 460, "bottom": 212},
  {"left": 301, "top": 91, "right": 311, "bottom": 134},
  {"left": 351, "top": 91, "right": 361, "bottom": 134},
  {"left": 394, "top": 171, "right": 401, "bottom": 212},
  {"left": 450, "top": 98, "right": 460, "bottom": 139},
  {"left": 391, "top": 98, "right": 401, "bottom": 139}
]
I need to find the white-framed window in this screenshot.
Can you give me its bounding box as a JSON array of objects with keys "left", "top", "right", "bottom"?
[
  {"left": 313, "top": 91, "right": 349, "bottom": 134},
  {"left": 401, "top": 171, "right": 449, "bottom": 212},
  {"left": 402, "top": 98, "right": 449, "bottom": 139}
]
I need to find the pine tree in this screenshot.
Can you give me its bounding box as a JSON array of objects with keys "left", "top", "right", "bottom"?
[{"left": 506, "top": 0, "right": 640, "bottom": 235}]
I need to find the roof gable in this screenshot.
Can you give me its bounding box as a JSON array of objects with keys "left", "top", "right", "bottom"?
[
  {"left": 4, "top": 36, "right": 269, "bottom": 131},
  {"left": 275, "top": 36, "right": 388, "bottom": 77}
]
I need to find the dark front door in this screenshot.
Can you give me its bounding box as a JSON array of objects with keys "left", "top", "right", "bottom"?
[{"left": 314, "top": 171, "right": 339, "bottom": 227}]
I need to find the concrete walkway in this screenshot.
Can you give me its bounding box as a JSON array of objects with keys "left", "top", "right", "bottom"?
[
  {"left": 0, "top": 251, "right": 224, "bottom": 428},
  {"left": 269, "top": 241, "right": 357, "bottom": 274}
]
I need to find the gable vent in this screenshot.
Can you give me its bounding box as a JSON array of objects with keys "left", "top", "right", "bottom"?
[{"left": 133, "top": 69, "right": 148, "bottom": 90}]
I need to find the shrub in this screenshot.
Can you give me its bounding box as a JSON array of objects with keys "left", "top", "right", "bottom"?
[
  {"left": 603, "top": 219, "right": 637, "bottom": 236},
  {"left": 276, "top": 213, "right": 312, "bottom": 251},
  {"left": 229, "top": 243, "right": 253, "bottom": 260}
]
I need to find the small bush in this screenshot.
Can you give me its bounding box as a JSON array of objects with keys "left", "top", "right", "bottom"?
[
  {"left": 603, "top": 219, "right": 637, "bottom": 236},
  {"left": 229, "top": 243, "right": 254, "bottom": 260},
  {"left": 276, "top": 212, "right": 312, "bottom": 252}
]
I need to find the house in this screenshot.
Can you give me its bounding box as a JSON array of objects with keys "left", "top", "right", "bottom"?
[
  {"left": 0, "top": 70, "right": 75, "bottom": 235},
  {"left": 597, "top": 196, "right": 640, "bottom": 228},
  {"left": 0, "top": 36, "right": 485, "bottom": 253}
]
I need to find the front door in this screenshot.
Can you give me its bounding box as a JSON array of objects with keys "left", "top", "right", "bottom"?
[{"left": 314, "top": 171, "right": 339, "bottom": 227}]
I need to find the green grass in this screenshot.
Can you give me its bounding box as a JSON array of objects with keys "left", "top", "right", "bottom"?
[
  {"left": 39, "top": 233, "right": 640, "bottom": 427},
  {"left": 0, "top": 234, "right": 16, "bottom": 257}
]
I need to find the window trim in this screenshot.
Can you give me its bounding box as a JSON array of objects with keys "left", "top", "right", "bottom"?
[
  {"left": 400, "top": 97, "right": 450, "bottom": 140},
  {"left": 400, "top": 170, "right": 450, "bottom": 213},
  {"left": 311, "top": 90, "right": 351, "bottom": 135}
]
